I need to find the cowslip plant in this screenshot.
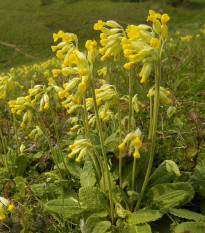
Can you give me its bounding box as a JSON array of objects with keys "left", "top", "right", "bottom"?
[{"left": 2, "top": 10, "right": 204, "bottom": 233}]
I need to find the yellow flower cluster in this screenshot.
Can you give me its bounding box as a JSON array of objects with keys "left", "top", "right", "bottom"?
[
  {"left": 28, "top": 126, "right": 43, "bottom": 141},
  {"left": 147, "top": 86, "right": 172, "bottom": 104},
  {"left": 118, "top": 129, "right": 142, "bottom": 158},
  {"left": 94, "top": 20, "right": 125, "bottom": 61},
  {"left": 68, "top": 139, "right": 92, "bottom": 162},
  {"left": 122, "top": 94, "right": 145, "bottom": 114},
  {"left": 0, "top": 76, "right": 23, "bottom": 99}
]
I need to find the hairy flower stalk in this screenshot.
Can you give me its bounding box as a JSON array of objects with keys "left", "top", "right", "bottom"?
[
  {"left": 135, "top": 44, "right": 161, "bottom": 211},
  {"left": 89, "top": 63, "right": 114, "bottom": 224}
]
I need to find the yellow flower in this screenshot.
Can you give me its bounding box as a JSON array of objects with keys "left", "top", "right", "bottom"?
[
  {"left": 44, "top": 103, "right": 49, "bottom": 110},
  {"left": 78, "top": 81, "right": 86, "bottom": 92},
  {"left": 126, "top": 25, "right": 141, "bottom": 39},
  {"left": 133, "top": 150, "right": 140, "bottom": 158},
  {"left": 56, "top": 50, "right": 64, "bottom": 58},
  {"left": 78, "top": 69, "right": 88, "bottom": 76},
  {"left": 20, "top": 122, "right": 25, "bottom": 128},
  {"left": 8, "top": 204, "right": 14, "bottom": 212},
  {"left": 175, "top": 30, "right": 180, "bottom": 35},
  {"left": 133, "top": 137, "right": 142, "bottom": 147},
  {"left": 150, "top": 38, "right": 160, "bottom": 48},
  {"left": 76, "top": 157, "right": 81, "bottom": 162},
  {"left": 124, "top": 62, "right": 133, "bottom": 70},
  {"left": 52, "top": 69, "right": 62, "bottom": 77},
  {"left": 0, "top": 213, "right": 6, "bottom": 220},
  {"left": 85, "top": 40, "right": 97, "bottom": 51},
  {"left": 147, "top": 10, "right": 161, "bottom": 23},
  {"left": 94, "top": 20, "right": 106, "bottom": 30},
  {"left": 161, "top": 14, "right": 170, "bottom": 25},
  {"left": 118, "top": 142, "right": 125, "bottom": 151}
]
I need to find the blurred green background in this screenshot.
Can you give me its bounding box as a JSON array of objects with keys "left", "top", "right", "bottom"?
[{"left": 0, "top": 0, "right": 204, "bottom": 71}]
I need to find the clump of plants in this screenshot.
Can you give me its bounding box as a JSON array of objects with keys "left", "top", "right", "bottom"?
[{"left": 0, "top": 10, "right": 205, "bottom": 233}]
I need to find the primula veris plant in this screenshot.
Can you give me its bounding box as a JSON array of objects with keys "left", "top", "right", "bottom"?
[{"left": 1, "top": 9, "right": 205, "bottom": 233}]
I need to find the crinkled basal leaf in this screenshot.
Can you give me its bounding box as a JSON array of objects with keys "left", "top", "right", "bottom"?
[
  {"left": 168, "top": 208, "right": 205, "bottom": 221},
  {"left": 127, "top": 208, "right": 163, "bottom": 224},
  {"left": 148, "top": 164, "right": 175, "bottom": 188},
  {"left": 174, "top": 222, "right": 205, "bottom": 233},
  {"left": 191, "top": 165, "right": 205, "bottom": 197},
  {"left": 45, "top": 198, "right": 82, "bottom": 218},
  {"left": 80, "top": 153, "right": 96, "bottom": 187},
  {"left": 15, "top": 155, "right": 28, "bottom": 176},
  {"left": 120, "top": 224, "right": 152, "bottom": 233},
  {"left": 146, "top": 182, "right": 194, "bottom": 208},
  {"left": 85, "top": 216, "right": 111, "bottom": 233},
  {"left": 79, "top": 187, "right": 110, "bottom": 217}
]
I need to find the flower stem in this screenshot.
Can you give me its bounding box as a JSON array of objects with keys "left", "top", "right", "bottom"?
[
  {"left": 131, "top": 157, "right": 137, "bottom": 211},
  {"left": 135, "top": 53, "right": 161, "bottom": 211},
  {"left": 89, "top": 64, "right": 114, "bottom": 224},
  {"left": 50, "top": 105, "right": 70, "bottom": 179},
  {"left": 148, "top": 96, "right": 153, "bottom": 140},
  {"left": 0, "top": 126, "right": 7, "bottom": 168},
  {"left": 118, "top": 99, "right": 123, "bottom": 187},
  {"left": 82, "top": 93, "right": 103, "bottom": 186},
  {"left": 13, "top": 113, "right": 20, "bottom": 154},
  {"left": 128, "top": 69, "right": 133, "bottom": 133}
]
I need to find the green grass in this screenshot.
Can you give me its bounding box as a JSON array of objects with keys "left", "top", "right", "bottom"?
[{"left": 0, "top": 0, "right": 204, "bottom": 71}]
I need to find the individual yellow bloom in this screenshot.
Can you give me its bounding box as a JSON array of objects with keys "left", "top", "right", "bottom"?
[
  {"left": 150, "top": 38, "right": 160, "bottom": 48},
  {"left": 25, "top": 95, "right": 31, "bottom": 102},
  {"left": 16, "top": 110, "right": 22, "bottom": 115},
  {"left": 100, "top": 33, "right": 107, "bottom": 39},
  {"left": 161, "top": 14, "right": 170, "bottom": 25},
  {"left": 126, "top": 25, "right": 141, "bottom": 39},
  {"left": 133, "top": 137, "right": 142, "bottom": 147},
  {"left": 44, "top": 103, "right": 49, "bottom": 110},
  {"left": 133, "top": 150, "right": 140, "bottom": 158},
  {"left": 68, "top": 153, "right": 73, "bottom": 158},
  {"left": 56, "top": 50, "right": 64, "bottom": 58},
  {"left": 147, "top": 10, "right": 161, "bottom": 23},
  {"left": 85, "top": 40, "right": 97, "bottom": 51},
  {"left": 78, "top": 69, "right": 88, "bottom": 76},
  {"left": 20, "top": 85, "right": 24, "bottom": 89},
  {"left": 165, "top": 91, "right": 170, "bottom": 96},
  {"left": 69, "top": 144, "right": 75, "bottom": 150},
  {"left": 39, "top": 107, "right": 43, "bottom": 112},
  {"left": 99, "top": 47, "right": 106, "bottom": 55},
  {"left": 0, "top": 213, "right": 6, "bottom": 220},
  {"left": 118, "top": 142, "right": 125, "bottom": 151},
  {"left": 124, "top": 62, "right": 133, "bottom": 70},
  {"left": 11, "top": 108, "right": 16, "bottom": 113},
  {"left": 78, "top": 81, "right": 86, "bottom": 92},
  {"left": 20, "top": 122, "right": 25, "bottom": 128},
  {"left": 1, "top": 77, "right": 6, "bottom": 82},
  {"left": 100, "top": 39, "right": 108, "bottom": 46},
  {"left": 76, "top": 157, "right": 81, "bottom": 162},
  {"left": 8, "top": 204, "right": 14, "bottom": 212},
  {"left": 94, "top": 20, "right": 106, "bottom": 30},
  {"left": 51, "top": 46, "right": 57, "bottom": 52},
  {"left": 52, "top": 69, "right": 62, "bottom": 77},
  {"left": 175, "top": 30, "right": 180, "bottom": 35},
  {"left": 196, "top": 34, "right": 200, "bottom": 38},
  {"left": 95, "top": 89, "right": 101, "bottom": 94},
  {"left": 53, "top": 33, "right": 59, "bottom": 42}
]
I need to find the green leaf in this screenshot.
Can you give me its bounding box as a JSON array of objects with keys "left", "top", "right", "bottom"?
[
  {"left": 85, "top": 216, "right": 111, "bottom": 233},
  {"left": 64, "top": 160, "right": 82, "bottom": 178},
  {"left": 120, "top": 224, "right": 152, "bottom": 233},
  {"left": 79, "top": 187, "right": 110, "bottom": 217},
  {"left": 14, "top": 155, "right": 28, "bottom": 176},
  {"left": 45, "top": 198, "right": 82, "bottom": 218},
  {"left": 167, "top": 106, "right": 176, "bottom": 118},
  {"left": 191, "top": 165, "right": 205, "bottom": 197},
  {"left": 148, "top": 163, "right": 175, "bottom": 188},
  {"left": 146, "top": 182, "right": 195, "bottom": 208},
  {"left": 127, "top": 208, "right": 163, "bottom": 224},
  {"left": 80, "top": 153, "right": 96, "bottom": 187},
  {"left": 13, "top": 176, "right": 26, "bottom": 197},
  {"left": 174, "top": 222, "right": 205, "bottom": 233},
  {"left": 168, "top": 208, "right": 205, "bottom": 221}
]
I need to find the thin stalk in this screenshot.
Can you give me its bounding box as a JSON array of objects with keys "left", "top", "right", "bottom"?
[
  {"left": 130, "top": 157, "right": 137, "bottom": 211},
  {"left": 37, "top": 112, "right": 63, "bottom": 179},
  {"left": 82, "top": 93, "right": 101, "bottom": 183},
  {"left": 0, "top": 126, "right": 7, "bottom": 169},
  {"left": 128, "top": 69, "right": 133, "bottom": 133},
  {"left": 13, "top": 113, "right": 20, "bottom": 154},
  {"left": 148, "top": 96, "right": 153, "bottom": 140},
  {"left": 135, "top": 53, "right": 161, "bottom": 211},
  {"left": 89, "top": 64, "right": 114, "bottom": 224},
  {"left": 118, "top": 99, "right": 123, "bottom": 187},
  {"left": 50, "top": 105, "right": 70, "bottom": 178}
]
